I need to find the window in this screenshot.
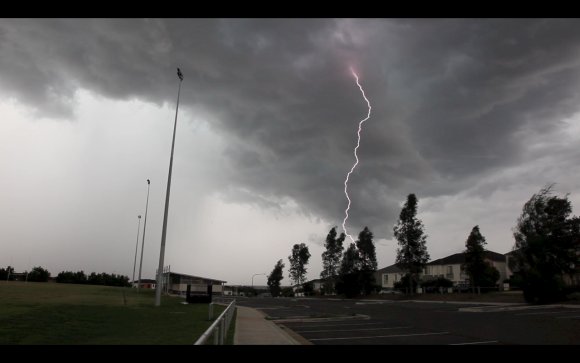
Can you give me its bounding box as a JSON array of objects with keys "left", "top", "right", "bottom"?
[
  {"left": 447, "top": 266, "right": 453, "bottom": 274},
  {"left": 383, "top": 275, "right": 388, "bottom": 284}
]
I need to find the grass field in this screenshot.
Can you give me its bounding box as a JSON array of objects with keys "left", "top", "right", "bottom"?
[{"left": 0, "top": 281, "right": 232, "bottom": 345}]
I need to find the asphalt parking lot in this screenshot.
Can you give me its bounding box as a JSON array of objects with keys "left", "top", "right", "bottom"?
[{"left": 236, "top": 297, "right": 580, "bottom": 345}]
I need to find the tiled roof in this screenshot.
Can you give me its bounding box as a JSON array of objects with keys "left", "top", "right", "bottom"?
[
  {"left": 376, "top": 264, "right": 406, "bottom": 274},
  {"left": 427, "top": 250, "right": 506, "bottom": 266}
]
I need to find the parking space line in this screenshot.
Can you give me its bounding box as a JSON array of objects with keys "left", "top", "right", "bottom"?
[
  {"left": 295, "top": 326, "right": 413, "bottom": 333},
  {"left": 516, "top": 311, "right": 575, "bottom": 316},
  {"left": 449, "top": 341, "right": 498, "bottom": 345},
  {"left": 286, "top": 322, "right": 385, "bottom": 328},
  {"left": 309, "top": 332, "right": 449, "bottom": 341}
]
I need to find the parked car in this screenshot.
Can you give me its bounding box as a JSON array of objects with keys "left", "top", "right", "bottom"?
[{"left": 379, "top": 287, "right": 402, "bottom": 294}]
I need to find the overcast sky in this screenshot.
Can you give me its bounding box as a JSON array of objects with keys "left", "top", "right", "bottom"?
[{"left": 1, "top": 19, "right": 580, "bottom": 286}]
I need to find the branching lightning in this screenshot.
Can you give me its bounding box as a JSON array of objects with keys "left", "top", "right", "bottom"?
[{"left": 342, "top": 67, "right": 371, "bottom": 243}]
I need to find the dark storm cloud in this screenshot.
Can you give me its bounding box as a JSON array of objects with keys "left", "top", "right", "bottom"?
[{"left": 2, "top": 19, "right": 580, "bottom": 240}]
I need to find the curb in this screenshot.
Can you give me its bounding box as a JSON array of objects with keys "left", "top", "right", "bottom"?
[
  {"left": 358, "top": 299, "right": 525, "bottom": 306},
  {"left": 268, "top": 314, "right": 371, "bottom": 324},
  {"left": 459, "top": 304, "right": 580, "bottom": 312}
]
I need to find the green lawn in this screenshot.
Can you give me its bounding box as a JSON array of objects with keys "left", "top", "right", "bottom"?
[{"left": 0, "top": 281, "right": 232, "bottom": 345}]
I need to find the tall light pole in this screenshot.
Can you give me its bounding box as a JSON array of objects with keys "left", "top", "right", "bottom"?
[
  {"left": 131, "top": 215, "right": 142, "bottom": 288},
  {"left": 155, "top": 68, "right": 183, "bottom": 306},
  {"left": 252, "top": 273, "right": 266, "bottom": 296},
  {"left": 137, "top": 179, "right": 151, "bottom": 293}
]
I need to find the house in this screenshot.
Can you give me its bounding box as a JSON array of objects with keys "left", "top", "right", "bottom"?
[
  {"left": 376, "top": 250, "right": 508, "bottom": 289},
  {"left": 375, "top": 264, "right": 407, "bottom": 288},
  {"left": 305, "top": 278, "right": 328, "bottom": 293},
  {"left": 423, "top": 250, "right": 507, "bottom": 286}
]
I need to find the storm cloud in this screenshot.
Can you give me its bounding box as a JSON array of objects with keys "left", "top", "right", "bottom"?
[{"left": 2, "top": 19, "right": 580, "bottom": 282}]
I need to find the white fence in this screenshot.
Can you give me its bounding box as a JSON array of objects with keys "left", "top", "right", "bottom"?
[{"left": 194, "top": 299, "right": 236, "bottom": 345}]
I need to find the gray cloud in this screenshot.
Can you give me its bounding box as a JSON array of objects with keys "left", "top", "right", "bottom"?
[{"left": 2, "top": 18, "right": 580, "bottom": 247}]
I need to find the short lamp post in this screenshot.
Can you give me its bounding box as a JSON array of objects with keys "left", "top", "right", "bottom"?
[{"left": 252, "top": 273, "right": 266, "bottom": 297}]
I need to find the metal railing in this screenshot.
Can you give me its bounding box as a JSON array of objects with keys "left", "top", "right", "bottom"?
[{"left": 194, "top": 299, "right": 236, "bottom": 345}]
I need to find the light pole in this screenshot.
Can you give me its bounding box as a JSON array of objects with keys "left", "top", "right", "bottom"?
[
  {"left": 252, "top": 273, "right": 266, "bottom": 297},
  {"left": 155, "top": 68, "right": 183, "bottom": 306},
  {"left": 132, "top": 215, "right": 142, "bottom": 288},
  {"left": 137, "top": 179, "right": 151, "bottom": 293}
]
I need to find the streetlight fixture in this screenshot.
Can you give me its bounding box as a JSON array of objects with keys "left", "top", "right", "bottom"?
[
  {"left": 138, "top": 179, "right": 151, "bottom": 293},
  {"left": 155, "top": 68, "right": 183, "bottom": 306},
  {"left": 132, "top": 215, "right": 142, "bottom": 288},
  {"left": 252, "top": 273, "right": 266, "bottom": 296}
]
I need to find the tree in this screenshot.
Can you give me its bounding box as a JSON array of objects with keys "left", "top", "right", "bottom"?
[
  {"left": 394, "top": 194, "right": 430, "bottom": 293},
  {"left": 356, "top": 227, "right": 378, "bottom": 295},
  {"left": 27, "top": 266, "right": 51, "bottom": 282},
  {"left": 336, "top": 243, "right": 360, "bottom": 297},
  {"left": 288, "top": 243, "right": 311, "bottom": 287},
  {"left": 512, "top": 183, "right": 580, "bottom": 303},
  {"left": 463, "top": 225, "right": 489, "bottom": 289},
  {"left": 320, "top": 227, "right": 345, "bottom": 294},
  {"left": 267, "top": 259, "right": 285, "bottom": 297},
  {"left": 0, "top": 266, "right": 15, "bottom": 281}
]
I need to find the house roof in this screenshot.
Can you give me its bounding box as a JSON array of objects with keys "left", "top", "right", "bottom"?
[
  {"left": 426, "top": 250, "right": 506, "bottom": 266},
  {"left": 376, "top": 250, "right": 507, "bottom": 272},
  {"left": 168, "top": 272, "right": 227, "bottom": 284},
  {"left": 376, "top": 264, "right": 406, "bottom": 274}
]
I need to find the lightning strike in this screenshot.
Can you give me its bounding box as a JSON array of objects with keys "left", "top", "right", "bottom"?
[{"left": 342, "top": 67, "right": 372, "bottom": 243}]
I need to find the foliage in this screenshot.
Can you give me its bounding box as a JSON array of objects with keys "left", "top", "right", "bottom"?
[
  {"left": 87, "top": 272, "right": 130, "bottom": 287},
  {"left": 320, "top": 227, "right": 345, "bottom": 295},
  {"left": 479, "top": 263, "right": 501, "bottom": 290},
  {"left": 288, "top": 243, "right": 311, "bottom": 286},
  {"left": 394, "top": 274, "right": 420, "bottom": 291},
  {"left": 27, "top": 266, "right": 51, "bottom": 282},
  {"left": 512, "top": 183, "right": 580, "bottom": 303},
  {"left": 335, "top": 273, "right": 360, "bottom": 298},
  {"left": 356, "top": 227, "right": 378, "bottom": 295},
  {"left": 335, "top": 228, "right": 378, "bottom": 296},
  {"left": 281, "top": 286, "right": 295, "bottom": 297},
  {"left": 267, "top": 260, "right": 285, "bottom": 297},
  {"left": 303, "top": 281, "right": 315, "bottom": 296},
  {"left": 56, "top": 271, "right": 88, "bottom": 284},
  {"left": 339, "top": 243, "right": 359, "bottom": 276},
  {"left": 420, "top": 276, "right": 454, "bottom": 288},
  {"left": 394, "top": 194, "right": 430, "bottom": 291},
  {"left": 463, "top": 225, "right": 489, "bottom": 288},
  {"left": 0, "top": 266, "right": 15, "bottom": 281}
]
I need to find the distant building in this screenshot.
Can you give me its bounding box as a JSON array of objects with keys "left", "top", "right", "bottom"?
[
  {"left": 133, "top": 279, "right": 157, "bottom": 289},
  {"left": 160, "top": 272, "right": 227, "bottom": 296},
  {"left": 376, "top": 250, "right": 508, "bottom": 288}
]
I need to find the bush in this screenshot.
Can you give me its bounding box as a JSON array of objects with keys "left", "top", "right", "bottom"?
[
  {"left": 421, "top": 276, "right": 454, "bottom": 288},
  {"left": 336, "top": 273, "right": 361, "bottom": 298},
  {"left": 522, "top": 272, "right": 567, "bottom": 304}
]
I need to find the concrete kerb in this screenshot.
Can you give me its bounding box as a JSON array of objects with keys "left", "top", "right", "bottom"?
[
  {"left": 359, "top": 299, "right": 526, "bottom": 306},
  {"left": 459, "top": 304, "right": 580, "bottom": 313},
  {"left": 268, "top": 314, "right": 371, "bottom": 324}
]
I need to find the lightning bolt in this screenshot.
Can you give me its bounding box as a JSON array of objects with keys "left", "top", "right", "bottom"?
[{"left": 342, "top": 67, "right": 371, "bottom": 243}]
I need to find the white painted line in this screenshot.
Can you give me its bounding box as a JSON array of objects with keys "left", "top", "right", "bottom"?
[
  {"left": 516, "top": 311, "right": 575, "bottom": 316},
  {"left": 555, "top": 316, "right": 580, "bottom": 319},
  {"left": 309, "top": 332, "right": 449, "bottom": 341},
  {"left": 449, "top": 341, "right": 498, "bottom": 345},
  {"left": 287, "top": 322, "right": 385, "bottom": 328},
  {"left": 296, "top": 326, "right": 413, "bottom": 333}
]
